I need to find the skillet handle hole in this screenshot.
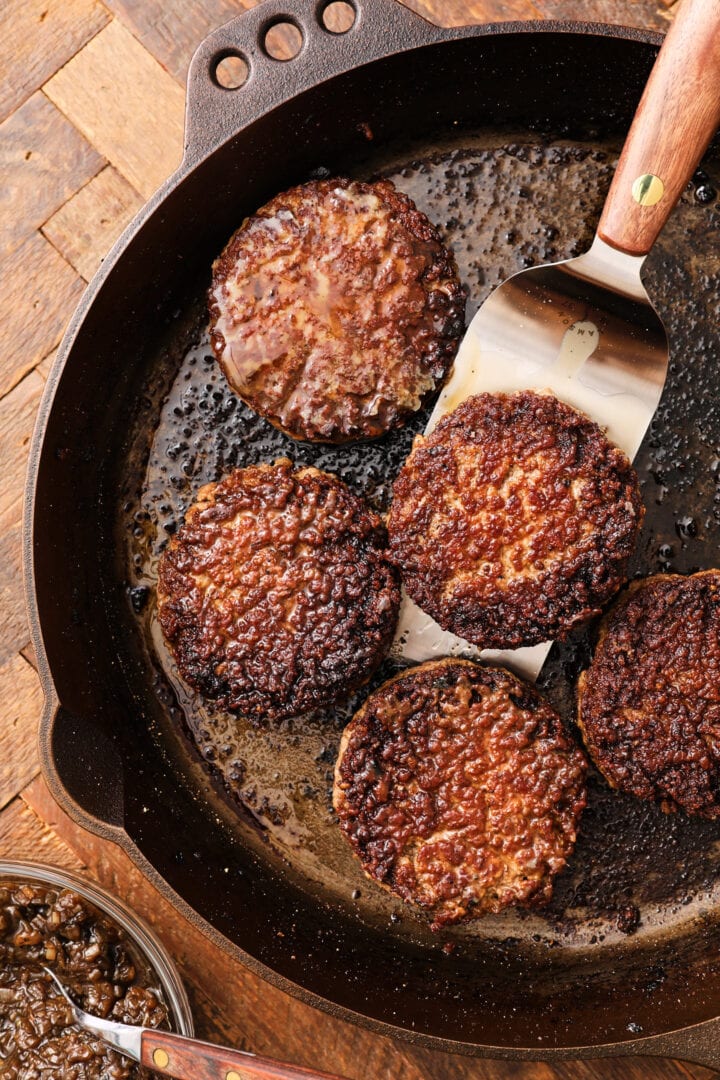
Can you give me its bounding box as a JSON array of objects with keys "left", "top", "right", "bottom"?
[
  {"left": 262, "top": 20, "right": 304, "bottom": 60},
  {"left": 213, "top": 52, "right": 250, "bottom": 89},
  {"left": 319, "top": 1, "right": 357, "bottom": 33}
]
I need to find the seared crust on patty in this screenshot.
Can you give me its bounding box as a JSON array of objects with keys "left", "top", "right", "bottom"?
[
  {"left": 157, "top": 460, "right": 400, "bottom": 722},
  {"left": 387, "top": 391, "right": 644, "bottom": 648},
  {"left": 578, "top": 571, "right": 720, "bottom": 819},
  {"left": 334, "top": 659, "right": 587, "bottom": 929},
  {"left": 208, "top": 177, "right": 465, "bottom": 443}
]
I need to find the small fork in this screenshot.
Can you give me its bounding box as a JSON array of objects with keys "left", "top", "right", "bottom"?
[{"left": 44, "top": 967, "right": 349, "bottom": 1080}]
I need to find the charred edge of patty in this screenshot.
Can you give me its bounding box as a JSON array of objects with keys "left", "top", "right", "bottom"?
[
  {"left": 577, "top": 570, "right": 720, "bottom": 819},
  {"left": 157, "top": 460, "right": 401, "bottom": 722},
  {"left": 208, "top": 177, "right": 466, "bottom": 444},
  {"left": 334, "top": 658, "right": 588, "bottom": 929},
  {"left": 387, "top": 391, "right": 645, "bottom": 648}
]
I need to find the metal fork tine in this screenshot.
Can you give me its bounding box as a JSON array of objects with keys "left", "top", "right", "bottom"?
[{"left": 41, "top": 967, "right": 143, "bottom": 1062}]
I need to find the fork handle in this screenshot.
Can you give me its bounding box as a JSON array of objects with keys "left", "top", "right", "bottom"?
[
  {"left": 597, "top": 0, "right": 720, "bottom": 257},
  {"left": 141, "top": 1029, "right": 350, "bottom": 1080}
]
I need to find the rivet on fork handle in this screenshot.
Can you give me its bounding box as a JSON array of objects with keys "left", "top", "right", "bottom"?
[{"left": 631, "top": 174, "right": 664, "bottom": 207}]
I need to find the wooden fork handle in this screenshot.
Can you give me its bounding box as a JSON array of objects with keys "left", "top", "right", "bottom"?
[
  {"left": 141, "top": 1029, "right": 351, "bottom": 1080},
  {"left": 597, "top": 0, "right": 720, "bottom": 257}
]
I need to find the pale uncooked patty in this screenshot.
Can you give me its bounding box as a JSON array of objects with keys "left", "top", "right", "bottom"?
[
  {"left": 578, "top": 571, "right": 720, "bottom": 819},
  {"left": 334, "top": 659, "right": 587, "bottom": 929},
  {"left": 157, "top": 460, "right": 400, "bottom": 722},
  {"left": 387, "top": 390, "right": 645, "bottom": 648},
  {"left": 209, "top": 177, "right": 465, "bottom": 443}
]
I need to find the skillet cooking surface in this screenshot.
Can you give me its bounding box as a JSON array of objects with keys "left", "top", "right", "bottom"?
[
  {"left": 31, "top": 22, "right": 720, "bottom": 1054},
  {"left": 126, "top": 128, "right": 720, "bottom": 1013}
]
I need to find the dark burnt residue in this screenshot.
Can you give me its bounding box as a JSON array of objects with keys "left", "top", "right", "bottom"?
[
  {"left": 578, "top": 572, "right": 720, "bottom": 819},
  {"left": 334, "top": 659, "right": 587, "bottom": 930},
  {"left": 157, "top": 459, "right": 400, "bottom": 723},
  {"left": 0, "top": 883, "right": 167, "bottom": 1080},
  {"left": 388, "top": 391, "right": 644, "bottom": 649},
  {"left": 209, "top": 177, "right": 465, "bottom": 443},
  {"left": 125, "top": 136, "right": 720, "bottom": 947}
]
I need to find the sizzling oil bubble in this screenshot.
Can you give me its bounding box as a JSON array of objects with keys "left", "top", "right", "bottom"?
[{"left": 124, "top": 134, "right": 720, "bottom": 949}]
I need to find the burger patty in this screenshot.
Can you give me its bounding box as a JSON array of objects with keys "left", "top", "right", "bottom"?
[
  {"left": 387, "top": 390, "right": 644, "bottom": 649},
  {"left": 577, "top": 571, "right": 720, "bottom": 819},
  {"left": 208, "top": 177, "right": 465, "bottom": 443},
  {"left": 333, "top": 659, "right": 587, "bottom": 929},
  {"left": 157, "top": 460, "right": 400, "bottom": 722}
]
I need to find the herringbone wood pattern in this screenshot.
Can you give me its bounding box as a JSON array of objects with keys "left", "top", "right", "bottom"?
[{"left": 3, "top": 2, "right": 710, "bottom": 1077}]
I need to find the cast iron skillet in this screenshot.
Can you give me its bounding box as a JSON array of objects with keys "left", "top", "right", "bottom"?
[{"left": 25, "top": 0, "right": 720, "bottom": 1068}]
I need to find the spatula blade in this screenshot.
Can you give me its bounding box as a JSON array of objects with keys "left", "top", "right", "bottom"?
[{"left": 392, "top": 237, "right": 668, "bottom": 680}]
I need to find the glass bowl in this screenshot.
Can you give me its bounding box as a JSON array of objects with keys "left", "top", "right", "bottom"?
[{"left": 0, "top": 859, "right": 193, "bottom": 1038}]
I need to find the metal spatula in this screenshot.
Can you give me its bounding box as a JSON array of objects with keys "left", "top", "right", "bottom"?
[{"left": 394, "top": 0, "right": 720, "bottom": 680}]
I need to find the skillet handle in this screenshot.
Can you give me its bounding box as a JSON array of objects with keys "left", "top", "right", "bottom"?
[
  {"left": 597, "top": 0, "right": 720, "bottom": 257},
  {"left": 603, "top": 1016, "right": 720, "bottom": 1073},
  {"left": 183, "top": 0, "right": 443, "bottom": 165}
]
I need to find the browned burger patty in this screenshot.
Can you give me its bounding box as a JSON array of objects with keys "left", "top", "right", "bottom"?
[
  {"left": 387, "top": 390, "right": 644, "bottom": 648},
  {"left": 578, "top": 571, "right": 720, "bottom": 819},
  {"left": 157, "top": 460, "right": 400, "bottom": 722},
  {"left": 333, "top": 659, "right": 587, "bottom": 929},
  {"left": 208, "top": 177, "right": 465, "bottom": 443}
]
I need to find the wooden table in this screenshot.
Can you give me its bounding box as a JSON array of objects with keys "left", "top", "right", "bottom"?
[{"left": 1, "top": 1, "right": 714, "bottom": 1078}]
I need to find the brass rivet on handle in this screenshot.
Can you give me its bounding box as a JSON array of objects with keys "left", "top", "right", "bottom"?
[
  {"left": 632, "top": 173, "right": 665, "bottom": 206},
  {"left": 152, "top": 1048, "right": 170, "bottom": 1068},
  {"left": 226, "top": 1071, "right": 243, "bottom": 1080}
]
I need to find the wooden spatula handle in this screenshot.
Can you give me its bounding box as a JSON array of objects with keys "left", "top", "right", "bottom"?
[
  {"left": 141, "top": 1029, "right": 351, "bottom": 1080},
  {"left": 597, "top": 0, "right": 720, "bottom": 257}
]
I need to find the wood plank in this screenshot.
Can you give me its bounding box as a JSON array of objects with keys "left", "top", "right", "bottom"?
[
  {"left": 0, "top": 793, "right": 80, "bottom": 870},
  {"left": 42, "top": 165, "right": 144, "bottom": 282},
  {"left": 101, "top": 0, "right": 338, "bottom": 84},
  {"left": 683, "top": 1069, "right": 716, "bottom": 1080},
  {"left": 0, "top": 92, "right": 104, "bottom": 260},
  {"left": 0, "top": 654, "right": 43, "bottom": 811},
  {"left": 677, "top": 1067, "right": 716, "bottom": 1080},
  {"left": 0, "top": 519, "right": 31, "bottom": 671},
  {"left": 405, "top": 0, "right": 543, "bottom": 21},
  {"left": 0, "top": 0, "right": 109, "bottom": 123},
  {"left": 532, "top": 0, "right": 671, "bottom": 28},
  {"left": 35, "top": 348, "right": 60, "bottom": 384},
  {"left": 20, "top": 642, "right": 38, "bottom": 671},
  {"left": 406, "top": 0, "right": 670, "bottom": 25},
  {"left": 0, "top": 233, "right": 84, "bottom": 399},
  {"left": 44, "top": 20, "right": 186, "bottom": 201},
  {"left": 0, "top": 370, "right": 46, "bottom": 665},
  {"left": 102, "top": 0, "right": 249, "bottom": 85}
]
